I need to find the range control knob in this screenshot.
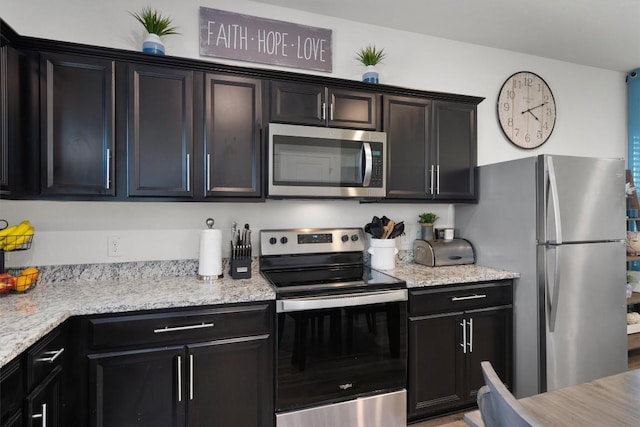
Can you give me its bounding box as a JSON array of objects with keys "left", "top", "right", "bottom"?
[
  {"left": 351, "top": 234, "right": 359, "bottom": 242},
  {"left": 341, "top": 235, "right": 349, "bottom": 243},
  {"left": 280, "top": 236, "right": 288, "bottom": 244},
  {"left": 269, "top": 237, "right": 277, "bottom": 245}
]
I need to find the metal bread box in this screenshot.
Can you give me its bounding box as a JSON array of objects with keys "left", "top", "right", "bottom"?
[{"left": 414, "top": 238, "right": 475, "bottom": 267}]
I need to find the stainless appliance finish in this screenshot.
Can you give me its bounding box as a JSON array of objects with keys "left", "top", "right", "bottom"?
[
  {"left": 456, "top": 155, "right": 627, "bottom": 398},
  {"left": 260, "top": 228, "right": 407, "bottom": 427},
  {"left": 276, "top": 390, "right": 406, "bottom": 427},
  {"left": 267, "top": 123, "right": 387, "bottom": 198},
  {"left": 413, "top": 238, "right": 475, "bottom": 266}
]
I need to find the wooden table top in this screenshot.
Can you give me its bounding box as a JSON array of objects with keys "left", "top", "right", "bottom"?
[{"left": 465, "top": 369, "right": 640, "bottom": 426}]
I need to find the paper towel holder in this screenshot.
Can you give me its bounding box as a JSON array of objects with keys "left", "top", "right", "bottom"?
[{"left": 197, "top": 218, "right": 224, "bottom": 281}]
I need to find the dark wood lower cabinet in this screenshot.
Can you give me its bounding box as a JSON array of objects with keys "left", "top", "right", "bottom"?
[
  {"left": 85, "top": 303, "right": 274, "bottom": 427},
  {"left": 24, "top": 366, "right": 62, "bottom": 427},
  {"left": 408, "top": 282, "right": 512, "bottom": 421},
  {"left": 89, "top": 347, "right": 184, "bottom": 427}
]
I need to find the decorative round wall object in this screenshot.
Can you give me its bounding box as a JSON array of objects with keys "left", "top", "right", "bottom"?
[{"left": 497, "top": 71, "right": 556, "bottom": 149}]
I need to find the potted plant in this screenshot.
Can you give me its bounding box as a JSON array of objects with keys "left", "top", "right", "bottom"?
[
  {"left": 356, "top": 45, "right": 386, "bottom": 83},
  {"left": 130, "top": 6, "right": 179, "bottom": 55},
  {"left": 418, "top": 212, "right": 438, "bottom": 240}
]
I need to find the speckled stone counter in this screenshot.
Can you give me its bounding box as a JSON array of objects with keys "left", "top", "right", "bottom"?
[
  {"left": 0, "top": 259, "right": 274, "bottom": 368},
  {"left": 0, "top": 258, "right": 518, "bottom": 369},
  {"left": 379, "top": 262, "right": 520, "bottom": 288}
]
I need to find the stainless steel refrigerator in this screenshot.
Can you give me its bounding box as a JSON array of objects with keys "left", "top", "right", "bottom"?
[{"left": 456, "top": 155, "right": 628, "bottom": 398}]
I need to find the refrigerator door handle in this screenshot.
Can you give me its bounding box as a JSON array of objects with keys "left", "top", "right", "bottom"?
[
  {"left": 547, "top": 156, "right": 563, "bottom": 244},
  {"left": 547, "top": 246, "right": 562, "bottom": 332}
]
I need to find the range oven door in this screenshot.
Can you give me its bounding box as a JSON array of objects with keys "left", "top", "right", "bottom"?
[{"left": 275, "top": 289, "right": 407, "bottom": 413}]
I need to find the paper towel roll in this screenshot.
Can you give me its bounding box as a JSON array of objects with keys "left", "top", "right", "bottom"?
[{"left": 198, "top": 228, "right": 223, "bottom": 279}]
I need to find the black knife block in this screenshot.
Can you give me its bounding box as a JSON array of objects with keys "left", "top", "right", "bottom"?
[{"left": 230, "top": 258, "right": 251, "bottom": 279}]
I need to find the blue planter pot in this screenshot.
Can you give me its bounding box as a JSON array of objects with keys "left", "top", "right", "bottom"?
[
  {"left": 142, "top": 33, "right": 165, "bottom": 55},
  {"left": 362, "top": 65, "right": 379, "bottom": 83}
]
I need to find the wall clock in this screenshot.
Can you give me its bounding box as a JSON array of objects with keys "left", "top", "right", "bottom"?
[{"left": 497, "top": 71, "right": 556, "bottom": 149}]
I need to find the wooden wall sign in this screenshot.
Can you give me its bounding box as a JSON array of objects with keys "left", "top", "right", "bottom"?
[{"left": 199, "top": 7, "right": 333, "bottom": 72}]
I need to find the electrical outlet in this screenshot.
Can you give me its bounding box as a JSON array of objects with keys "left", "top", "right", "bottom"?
[{"left": 108, "top": 235, "right": 121, "bottom": 257}]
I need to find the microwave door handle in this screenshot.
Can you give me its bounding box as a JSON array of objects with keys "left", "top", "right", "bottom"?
[{"left": 362, "top": 142, "right": 373, "bottom": 186}]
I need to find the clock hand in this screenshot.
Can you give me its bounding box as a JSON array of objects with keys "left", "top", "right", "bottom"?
[
  {"left": 521, "top": 103, "right": 546, "bottom": 114},
  {"left": 523, "top": 110, "right": 540, "bottom": 121}
]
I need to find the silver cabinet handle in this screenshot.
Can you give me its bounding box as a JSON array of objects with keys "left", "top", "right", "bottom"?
[
  {"left": 36, "top": 348, "right": 64, "bottom": 363},
  {"left": 154, "top": 322, "right": 214, "bottom": 333},
  {"left": 186, "top": 153, "right": 191, "bottom": 192},
  {"left": 32, "top": 403, "right": 47, "bottom": 426},
  {"left": 468, "top": 317, "right": 474, "bottom": 353},
  {"left": 189, "top": 354, "right": 194, "bottom": 400},
  {"left": 321, "top": 102, "right": 326, "bottom": 120},
  {"left": 177, "top": 356, "right": 182, "bottom": 402},
  {"left": 436, "top": 164, "right": 440, "bottom": 195},
  {"left": 451, "top": 294, "right": 487, "bottom": 301},
  {"left": 329, "top": 102, "right": 334, "bottom": 121},
  {"left": 460, "top": 319, "right": 467, "bottom": 354},
  {"left": 106, "top": 148, "right": 111, "bottom": 190},
  {"left": 206, "top": 153, "right": 211, "bottom": 192},
  {"left": 429, "top": 165, "right": 435, "bottom": 195}
]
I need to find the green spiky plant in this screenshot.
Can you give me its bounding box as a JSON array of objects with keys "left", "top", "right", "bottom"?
[
  {"left": 356, "top": 45, "right": 386, "bottom": 66},
  {"left": 130, "top": 6, "right": 179, "bottom": 36}
]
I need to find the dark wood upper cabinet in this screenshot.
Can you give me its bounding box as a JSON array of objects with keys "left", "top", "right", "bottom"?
[
  {"left": 40, "top": 52, "right": 115, "bottom": 196},
  {"left": 384, "top": 95, "right": 431, "bottom": 199},
  {"left": 384, "top": 96, "right": 477, "bottom": 201},
  {"left": 127, "top": 63, "right": 194, "bottom": 198},
  {"left": 432, "top": 101, "right": 477, "bottom": 201},
  {"left": 270, "top": 81, "right": 378, "bottom": 130},
  {"left": 204, "top": 74, "right": 262, "bottom": 198},
  {"left": 0, "top": 46, "right": 8, "bottom": 192}
]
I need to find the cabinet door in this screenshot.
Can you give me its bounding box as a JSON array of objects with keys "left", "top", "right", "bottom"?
[
  {"left": 204, "top": 74, "right": 262, "bottom": 198},
  {"left": 88, "top": 347, "right": 185, "bottom": 427},
  {"left": 465, "top": 307, "right": 513, "bottom": 402},
  {"left": 25, "top": 366, "right": 61, "bottom": 427},
  {"left": 40, "top": 52, "right": 115, "bottom": 196},
  {"left": 270, "top": 81, "right": 325, "bottom": 126},
  {"left": 328, "top": 88, "right": 378, "bottom": 130},
  {"left": 0, "top": 358, "right": 23, "bottom": 426},
  {"left": 408, "top": 313, "right": 464, "bottom": 419},
  {"left": 187, "top": 335, "right": 273, "bottom": 427},
  {"left": 432, "top": 102, "right": 476, "bottom": 200},
  {"left": 384, "top": 95, "right": 431, "bottom": 199},
  {"left": 127, "top": 64, "right": 193, "bottom": 197}
]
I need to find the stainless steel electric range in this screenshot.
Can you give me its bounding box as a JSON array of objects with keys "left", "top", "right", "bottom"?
[{"left": 259, "top": 228, "right": 407, "bottom": 427}]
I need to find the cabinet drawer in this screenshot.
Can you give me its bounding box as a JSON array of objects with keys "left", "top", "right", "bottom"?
[
  {"left": 410, "top": 281, "right": 512, "bottom": 315},
  {"left": 88, "top": 303, "right": 272, "bottom": 350},
  {"left": 26, "top": 327, "right": 65, "bottom": 390}
]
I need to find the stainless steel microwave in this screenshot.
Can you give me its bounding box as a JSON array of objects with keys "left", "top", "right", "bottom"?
[{"left": 267, "top": 123, "right": 387, "bottom": 198}]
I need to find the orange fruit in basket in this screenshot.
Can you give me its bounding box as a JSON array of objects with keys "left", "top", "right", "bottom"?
[{"left": 14, "top": 267, "right": 38, "bottom": 292}]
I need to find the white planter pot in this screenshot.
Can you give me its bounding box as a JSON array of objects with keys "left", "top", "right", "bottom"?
[{"left": 142, "top": 33, "right": 165, "bottom": 55}]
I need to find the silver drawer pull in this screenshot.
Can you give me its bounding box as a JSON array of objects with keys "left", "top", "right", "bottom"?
[
  {"left": 36, "top": 348, "right": 64, "bottom": 363},
  {"left": 451, "top": 294, "right": 487, "bottom": 301},
  {"left": 154, "top": 322, "right": 214, "bottom": 333},
  {"left": 32, "top": 403, "right": 47, "bottom": 426}
]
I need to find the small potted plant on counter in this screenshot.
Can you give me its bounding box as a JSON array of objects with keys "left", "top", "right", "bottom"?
[
  {"left": 418, "top": 212, "right": 438, "bottom": 240},
  {"left": 356, "top": 44, "right": 386, "bottom": 83},
  {"left": 130, "top": 6, "right": 179, "bottom": 55}
]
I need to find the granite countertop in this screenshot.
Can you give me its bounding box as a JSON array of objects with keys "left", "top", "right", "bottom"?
[{"left": 0, "top": 259, "right": 518, "bottom": 369}]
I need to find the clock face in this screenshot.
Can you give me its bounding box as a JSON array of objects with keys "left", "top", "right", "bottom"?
[{"left": 497, "top": 71, "right": 556, "bottom": 149}]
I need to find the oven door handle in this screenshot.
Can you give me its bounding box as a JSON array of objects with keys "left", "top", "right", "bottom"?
[{"left": 276, "top": 289, "right": 407, "bottom": 313}]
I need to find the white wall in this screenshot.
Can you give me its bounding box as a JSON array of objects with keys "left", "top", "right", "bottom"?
[{"left": 0, "top": 0, "right": 627, "bottom": 266}]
